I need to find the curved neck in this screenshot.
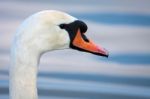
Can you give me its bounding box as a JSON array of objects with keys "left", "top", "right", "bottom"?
[{"left": 10, "top": 45, "right": 40, "bottom": 99}]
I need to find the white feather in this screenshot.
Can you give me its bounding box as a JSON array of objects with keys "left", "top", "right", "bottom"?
[{"left": 10, "top": 10, "right": 77, "bottom": 99}]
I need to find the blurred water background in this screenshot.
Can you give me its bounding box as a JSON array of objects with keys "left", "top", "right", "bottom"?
[{"left": 0, "top": 0, "right": 150, "bottom": 99}]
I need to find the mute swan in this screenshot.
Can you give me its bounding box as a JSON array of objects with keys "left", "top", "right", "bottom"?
[{"left": 10, "top": 10, "right": 108, "bottom": 99}]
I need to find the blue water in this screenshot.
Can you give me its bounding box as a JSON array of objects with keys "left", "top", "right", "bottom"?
[
  {"left": 94, "top": 54, "right": 150, "bottom": 65},
  {"left": 0, "top": 70, "right": 150, "bottom": 87},
  {"left": 1, "top": 70, "right": 150, "bottom": 99},
  {"left": 72, "top": 13, "right": 150, "bottom": 26},
  {"left": 39, "top": 72, "right": 150, "bottom": 87}
]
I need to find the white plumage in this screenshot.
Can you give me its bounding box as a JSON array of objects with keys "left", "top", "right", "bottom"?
[{"left": 10, "top": 10, "right": 77, "bottom": 99}]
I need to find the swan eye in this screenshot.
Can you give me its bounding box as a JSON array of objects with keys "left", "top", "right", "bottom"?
[
  {"left": 59, "top": 20, "right": 89, "bottom": 43},
  {"left": 59, "top": 24, "right": 66, "bottom": 29}
]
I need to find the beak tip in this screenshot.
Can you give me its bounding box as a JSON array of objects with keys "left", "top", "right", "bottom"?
[
  {"left": 105, "top": 50, "right": 109, "bottom": 58},
  {"left": 98, "top": 48, "right": 109, "bottom": 58}
]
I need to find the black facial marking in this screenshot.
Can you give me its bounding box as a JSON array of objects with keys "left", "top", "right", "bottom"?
[
  {"left": 59, "top": 20, "right": 108, "bottom": 57},
  {"left": 59, "top": 20, "right": 88, "bottom": 43},
  {"left": 78, "top": 21, "right": 88, "bottom": 33},
  {"left": 59, "top": 20, "right": 105, "bottom": 55}
]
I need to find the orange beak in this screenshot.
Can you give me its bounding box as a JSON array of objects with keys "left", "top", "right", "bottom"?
[{"left": 72, "top": 29, "right": 109, "bottom": 57}]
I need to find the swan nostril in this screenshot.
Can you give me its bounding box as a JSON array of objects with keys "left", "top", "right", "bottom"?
[{"left": 81, "top": 33, "right": 89, "bottom": 42}]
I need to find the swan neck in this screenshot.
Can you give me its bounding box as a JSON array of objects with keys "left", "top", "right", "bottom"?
[{"left": 10, "top": 46, "right": 40, "bottom": 99}]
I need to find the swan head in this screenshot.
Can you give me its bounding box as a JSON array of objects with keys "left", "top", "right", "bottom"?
[
  {"left": 15, "top": 10, "right": 108, "bottom": 57},
  {"left": 59, "top": 20, "right": 109, "bottom": 57}
]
